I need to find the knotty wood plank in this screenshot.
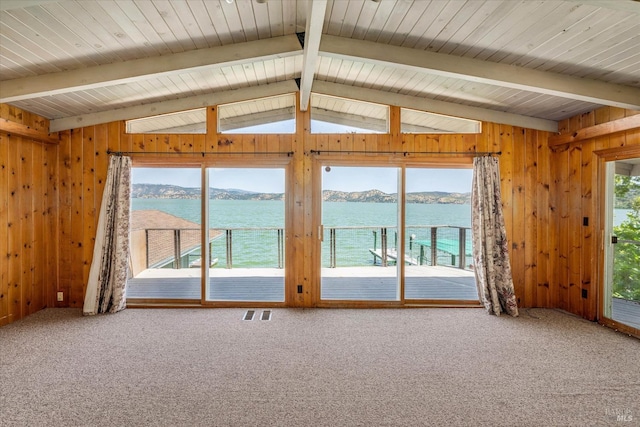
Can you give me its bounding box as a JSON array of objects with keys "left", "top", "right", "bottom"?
[
  {"left": 354, "top": 134, "right": 366, "bottom": 153},
  {"left": 0, "top": 133, "right": 8, "bottom": 325},
  {"left": 131, "top": 133, "right": 146, "bottom": 153},
  {"left": 180, "top": 134, "right": 194, "bottom": 153},
  {"left": 412, "top": 134, "right": 426, "bottom": 154},
  {"left": 424, "top": 135, "right": 439, "bottom": 154},
  {"left": 158, "top": 134, "right": 170, "bottom": 153},
  {"left": 8, "top": 136, "right": 22, "bottom": 320},
  {"left": 82, "top": 127, "right": 96, "bottom": 295},
  {"left": 568, "top": 143, "right": 583, "bottom": 316},
  {"left": 20, "top": 140, "right": 34, "bottom": 316},
  {"left": 0, "top": 118, "right": 59, "bottom": 145},
  {"left": 580, "top": 140, "right": 596, "bottom": 320},
  {"left": 498, "top": 126, "right": 514, "bottom": 265},
  {"left": 192, "top": 133, "right": 206, "bottom": 153},
  {"left": 44, "top": 142, "right": 58, "bottom": 309},
  {"left": 31, "top": 143, "right": 45, "bottom": 313},
  {"left": 511, "top": 127, "right": 525, "bottom": 306},
  {"left": 94, "top": 125, "right": 109, "bottom": 208},
  {"left": 536, "top": 131, "right": 550, "bottom": 307},
  {"left": 58, "top": 131, "right": 72, "bottom": 306},
  {"left": 524, "top": 129, "right": 537, "bottom": 308},
  {"left": 290, "top": 96, "right": 306, "bottom": 306},
  {"left": 168, "top": 134, "right": 180, "bottom": 152},
  {"left": 69, "top": 128, "right": 84, "bottom": 307},
  {"left": 557, "top": 146, "right": 570, "bottom": 311},
  {"left": 463, "top": 133, "right": 477, "bottom": 154}
]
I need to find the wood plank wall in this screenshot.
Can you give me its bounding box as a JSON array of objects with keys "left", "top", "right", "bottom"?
[
  {"left": 51, "top": 103, "right": 553, "bottom": 311},
  {"left": 0, "top": 105, "right": 58, "bottom": 326},
  {"left": 2, "top": 100, "right": 637, "bottom": 326},
  {"left": 549, "top": 107, "right": 640, "bottom": 321}
]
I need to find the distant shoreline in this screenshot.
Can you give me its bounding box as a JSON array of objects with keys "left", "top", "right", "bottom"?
[{"left": 132, "top": 183, "right": 471, "bottom": 204}]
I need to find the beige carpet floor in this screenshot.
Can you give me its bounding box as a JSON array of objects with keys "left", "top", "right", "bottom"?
[{"left": 1, "top": 307, "right": 638, "bottom": 427}]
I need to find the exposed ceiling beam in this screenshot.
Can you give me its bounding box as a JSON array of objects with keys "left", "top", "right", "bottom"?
[
  {"left": 49, "top": 81, "right": 299, "bottom": 132},
  {"left": 319, "top": 35, "right": 640, "bottom": 111},
  {"left": 299, "top": 0, "right": 327, "bottom": 112},
  {"left": 312, "top": 81, "right": 558, "bottom": 132},
  {"left": 0, "top": 0, "right": 58, "bottom": 11},
  {"left": 1, "top": 35, "right": 302, "bottom": 103}
]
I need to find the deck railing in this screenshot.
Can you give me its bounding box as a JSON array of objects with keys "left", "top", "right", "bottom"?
[
  {"left": 324, "top": 225, "right": 472, "bottom": 269},
  {"left": 137, "top": 225, "right": 472, "bottom": 271}
]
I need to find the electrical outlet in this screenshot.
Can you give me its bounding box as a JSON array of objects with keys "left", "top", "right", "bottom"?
[{"left": 57, "top": 291, "right": 64, "bottom": 302}]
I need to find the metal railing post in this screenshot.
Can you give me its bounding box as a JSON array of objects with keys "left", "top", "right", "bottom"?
[
  {"left": 330, "top": 228, "right": 337, "bottom": 268},
  {"left": 381, "top": 227, "right": 388, "bottom": 267},
  {"left": 372, "top": 230, "right": 378, "bottom": 264},
  {"left": 174, "top": 229, "right": 181, "bottom": 269},
  {"left": 145, "top": 229, "right": 149, "bottom": 268},
  {"left": 226, "top": 229, "right": 232, "bottom": 269},
  {"left": 459, "top": 227, "right": 466, "bottom": 269},
  {"left": 277, "top": 228, "right": 283, "bottom": 269},
  {"left": 430, "top": 227, "right": 437, "bottom": 266}
]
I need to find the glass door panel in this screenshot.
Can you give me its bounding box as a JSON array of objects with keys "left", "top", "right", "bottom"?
[
  {"left": 605, "top": 160, "right": 640, "bottom": 329},
  {"left": 128, "top": 167, "right": 201, "bottom": 300},
  {"left": 404, "top": 168, "right": 477, "bottom": 301},
  {"left": 320, "top": 166, "right": 400, "bottom": 301},
  {"left": 206, "top": 168, "right": 285, "bottom": 302}
]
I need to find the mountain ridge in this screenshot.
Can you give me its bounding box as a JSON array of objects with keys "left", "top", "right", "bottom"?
[{"left": 132, "top": 183, "right": 470, "bottom": 204}]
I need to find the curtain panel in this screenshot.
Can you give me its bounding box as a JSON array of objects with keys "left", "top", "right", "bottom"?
[
  {"left": 83, "top": 155, "right": 132, "bottom": 315},
  {"left": 471, "top": 156, "right": 519, "bottom": 317}
]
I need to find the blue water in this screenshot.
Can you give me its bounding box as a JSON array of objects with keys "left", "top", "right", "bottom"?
[
  {"left": 132, "top": 199, "right": 472, "bottom": 268},
  {"left": 132, "top": 198, "right": 631, "bottom": 269}
]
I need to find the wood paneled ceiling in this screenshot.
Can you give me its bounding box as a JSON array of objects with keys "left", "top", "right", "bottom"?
[{"left": 1, "top": 0, "right": 639, "bottom": 133}]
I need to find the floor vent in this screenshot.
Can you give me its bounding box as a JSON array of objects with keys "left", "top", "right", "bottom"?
[
  {"left": 261, "top": 310, "right": 272, "bottom": 321},
  {"left": 243, "top": 310, "right": 255, "bottom": 321}
]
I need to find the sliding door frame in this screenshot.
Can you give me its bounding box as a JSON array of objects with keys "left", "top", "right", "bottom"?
[
  {"left": 595, "top": 145, "right": 640, "bottom": 337},
  {"left": 127, "top": 156, "right": 292, "bottom": 308},
  {"left": 311, "top": 154, "right": 479, "bottom": 308}
]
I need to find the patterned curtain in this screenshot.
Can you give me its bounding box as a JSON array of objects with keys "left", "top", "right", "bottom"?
[
  {"left": 83, "top": 155, "right": 132, "bottom": 315},
  {"left": 471, "top": 156, "right": 519, "bottom": 317}
]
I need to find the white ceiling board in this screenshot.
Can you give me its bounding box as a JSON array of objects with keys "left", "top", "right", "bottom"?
[
  {"left": 49, "top": 80, "right": 300, "bottom": 132},
  {"left": 1, "top": 35, "right": 302, "bottom": 103},
  {"left": 319, "top": 35, "right": 640, "bottom": 111},
  {"left": 1, "top": 0, "right": 639, "bottom": 129}
]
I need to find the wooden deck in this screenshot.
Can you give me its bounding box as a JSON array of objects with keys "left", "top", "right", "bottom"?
[
  {"left": 126, "top": 269, "right": 640, "bottom": 326},
  {"left": 611, "top": 298, "right": 640, "bottom": 330},
  {"left": 127, "top": 266, "right": 478, "bottom": 302}
]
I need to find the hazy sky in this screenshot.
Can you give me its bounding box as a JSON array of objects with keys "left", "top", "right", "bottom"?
[{"left": 133, "top": 166, "right": 472, "bottom": 194}]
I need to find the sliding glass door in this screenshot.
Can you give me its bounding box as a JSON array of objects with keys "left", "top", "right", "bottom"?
[
  {"left": 404, "top": 168, "right": 477, "bottom": 301},
  {"left": 127, "top": 167, "right": 202, "bottom": 300},
  {"left": 320, "top": 166, "right": 400, "bottom": 301},
  {"left": 206, "top": 168, "right": 285, "bottom": 302},
  {"left": 603, "top": 159, "right": 640, "bottom": 329}
]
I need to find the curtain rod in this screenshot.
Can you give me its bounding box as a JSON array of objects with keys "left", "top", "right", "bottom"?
[
  {"left": 308, "top": 150, "right": 501, "bottom": 156},
  {"left": 107, "top": 149, "right": 294, "bottom": 157}
]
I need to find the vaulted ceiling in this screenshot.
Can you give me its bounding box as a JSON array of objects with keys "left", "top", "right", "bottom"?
[{"left": 1, "top": 0, "right": 639, "bottom": 133}]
